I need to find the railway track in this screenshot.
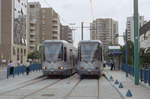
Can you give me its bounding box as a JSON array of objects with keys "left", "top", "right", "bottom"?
[
  {"left": 20, "top": 74, "right": 78, "bottom": 99},
  {"left": 63, "top": 78, "right": 100, "bottom": 99},
  {"left": 63, "top": 79, "right": 82, "bottom": 99},
  {"left": 0, "top": 76, "right": 47, "bottom": 95},
  {"left": 97, "top": 79, "right": 100, "bottom": 99}
]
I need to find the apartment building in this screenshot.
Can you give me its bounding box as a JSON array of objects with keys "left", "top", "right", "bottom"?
[
  {"left": 60, "top": 25, "right": 73, "bottom": 44},
  {"left": 28, "top": 2, "right": 41, "bottom": 52},
  {"left": 0, "top": 0, "right": 28, "bottom": 65},
  {"left": 126, "top": 16, "right": 145, "bottom": 42},
  {"left": 90, "top": 18, "right": 118, "bottom": 50},
  {"left": 40, "top": 8, "right": 60, "bottom": 42}
]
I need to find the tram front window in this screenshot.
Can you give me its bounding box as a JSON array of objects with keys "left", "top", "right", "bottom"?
[
  {"left": 45, "top": 43, "right": 63, "bottom": 62},
  {"left": 80, "top": 43, "right": 98, "bottom": 62}
]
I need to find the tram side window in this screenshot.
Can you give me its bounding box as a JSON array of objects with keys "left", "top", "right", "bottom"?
[
  {"left": 70, "top": 49, "right": 73, "bottom": 64},
  {"left": 97, "top": 45, "right": 101, "bottom": 61},
  {"left": 43, "top": 47, "right": 45, "bottom": 61},
  {"left": 64, "top": 47, "right": 67, "bottom": 61},
  {"left": 100, "top": 47, "right": 102, "bottom": 61},
  {"left": 78, "top": 47, "right": 81, "bottom": 61}
]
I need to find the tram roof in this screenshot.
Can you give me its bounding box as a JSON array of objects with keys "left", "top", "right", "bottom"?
[
  {"left": 43, "top": 40, "right": 68, "bottom": 44},
  {"left": 79, "top": 40, "right": 102, "bottom": 44}
]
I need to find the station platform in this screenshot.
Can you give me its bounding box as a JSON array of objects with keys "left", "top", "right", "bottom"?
[{"left": 103, "top": 66, "right": 150, "bottom": 99}]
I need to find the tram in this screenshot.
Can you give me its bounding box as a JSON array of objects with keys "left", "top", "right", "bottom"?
[
  {"left": 42, "top": 40, "right": 77, "bottom": 76},
  {"left": 77, "top": 40, "right": 103, "bottom": 78}
]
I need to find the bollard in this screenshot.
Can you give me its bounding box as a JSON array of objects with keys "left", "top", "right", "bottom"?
[
  {"left": 7, "top": 68, "right": 10, "bottom": 79},
  {"left": 114, "top": 80, "right": 119, "bottom": 85},
  {"left": 119, "top": 83, "right": 123, "bottom": 88},
  {"left": 144, "top": 69, "right": 148, "bottom": 83},
  {"left": 140, "top": 69, "right": 143, "bottom": 81},
  {"left": 148, "top": 69, "right": 150, "bottom": 86},
  {"left": 126, "top": 89, "right": 132, "bottom": 97}
]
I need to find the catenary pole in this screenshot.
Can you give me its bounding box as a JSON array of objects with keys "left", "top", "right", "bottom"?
[{"left": 134, "top": 0, "right": 139, "bottom": 85}]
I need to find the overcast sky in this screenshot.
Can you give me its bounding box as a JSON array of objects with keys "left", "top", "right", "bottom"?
[{"left": 29, "top": 0, "right": 150, "bottom": 47}]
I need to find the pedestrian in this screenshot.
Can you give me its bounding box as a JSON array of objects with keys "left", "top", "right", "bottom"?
[
  {"left": 26, "top": 60, "right": 30, "bottom": 75},
  {"left": 110, "top": 58, "right": 114, "bottom": 70},
  {"left": 8, "top": 60, "right": 14, "bottom": 75}
]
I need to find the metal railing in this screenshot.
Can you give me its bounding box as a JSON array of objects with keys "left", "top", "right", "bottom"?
[
  {"left": 121, "top": 64, "right": 150, "bottom": 86},
  {"left": 7, "top": 63, "right": 42, "bottom": 79}
]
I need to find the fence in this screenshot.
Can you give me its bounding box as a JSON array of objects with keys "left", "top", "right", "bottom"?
[
  {"left": 121, "top": 64, "right": 150, "bottom": 86},
  {"left": 7, "top": 63, "right": 42, "bottom": 79}
]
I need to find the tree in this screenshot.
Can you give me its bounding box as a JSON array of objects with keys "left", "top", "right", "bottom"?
[
  {"left": 27, "top": 50, "right": 41, "bottom": 60},
  {"left": 121, "top": 40, "right": 134, "bottom": 65}
]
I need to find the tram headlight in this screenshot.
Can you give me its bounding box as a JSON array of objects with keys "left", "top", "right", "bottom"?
[
  {"left": 42, "top": 66, "right": 46, "bottom": 70},
  {"left": 59, "top": 66, "right": 64, "bottom": 70}
]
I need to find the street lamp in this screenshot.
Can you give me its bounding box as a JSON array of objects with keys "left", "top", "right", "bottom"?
[{"left": 134, "top": 0, "right": 139, "bottom": 85}]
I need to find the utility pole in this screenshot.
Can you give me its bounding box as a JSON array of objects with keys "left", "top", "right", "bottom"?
[
  {"left": 81, "top": 22, "right": 84, "bottom": 40},
  {"left": 125, "top": 29, "right": 128, "bottom": 77},
  {"left": 134, "top": 0, "right": 139, "bottom": 85}
]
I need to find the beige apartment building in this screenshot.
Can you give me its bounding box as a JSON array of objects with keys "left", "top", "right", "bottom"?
[
  {"left": 27, "top": 2, "right": 61, "bottom": 52},
  {"left": 60, "top": 25, "right": 73, "bottom": 44},
  {"left": 28, "top": 2, "right": 41, "bottom": 52},
  {"left": 90, "top": 18, "right": 118, "bottom": 50},
  {"left": 40, "top": 8, "right": 60, "bottom": 42},
  {"left": 0, "top": 0, "right": 28, "bottom": 66}
]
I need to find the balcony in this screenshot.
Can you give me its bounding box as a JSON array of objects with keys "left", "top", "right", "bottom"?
[
  {"left": 30, "top": 19, "right": 37, "bottom": 24},
  {"left": 30, "top": 38, "right": 36, "bottom": 42},
  {"left": 30, "top": 32, "right": 36, "bottom": 36},
  {"left": 30, "top": 26, "right": 35, "bottom": 30},
  {"left": 52, "top": 28, "right": 58, "bottom": 32},
  {"left": 29, "top": 44, "right": 36, "bottom": 48}
]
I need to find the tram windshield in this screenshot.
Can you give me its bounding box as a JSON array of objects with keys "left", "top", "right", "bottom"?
[
  {"left": 44, "top": 43, "right": 63, "bottom": 62},
  {"left": 80, "top": 43, "right": 99, "bottom": 62}
]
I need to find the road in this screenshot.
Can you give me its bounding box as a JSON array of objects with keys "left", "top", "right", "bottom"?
[{"left": 0, "top": 74, "right": 123, "bottom": 99}]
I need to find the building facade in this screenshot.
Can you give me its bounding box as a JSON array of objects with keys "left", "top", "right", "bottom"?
[
  {"left": 140, "top": 21, "right": 150, "bottom": 48},
  {"left": 28, "top": 2, "right": 41, "bottom": 52},
  {"left": 40, "top": 8, "right": 60, "bottom": 42},
  {"left": 60, "top": 25, "right": 73, "bottom": 44},
  {"left": 0, "top": 0, "right": 28, "bottom": 66},
  {"left": 126, "top": 16, "right": 145, "bottom": 42},
  {"left": 90, "top": 18, "right": 118, "bottom": 50}
]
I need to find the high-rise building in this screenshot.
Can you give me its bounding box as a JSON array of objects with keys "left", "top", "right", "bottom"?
[
  {"left": 28, "top": 2, "right": 41, "bottom": 52},
  {"left": 90, "top": 18, "right": 118, "bottom": 50},
  {"left": 40, "top": 8, "right": 60, "bottom": 42},
  {"left": 27, "top": 3, "right": 61, "bottom": 52},
  {"left": 60, "top": 25, "right": 73, "bottom": 44},
  {"left": 126, "top": 16, "right": 145, "bottom": 42},
  {"left": 0, "top": 0, "right": 28, "bottom": 65}
]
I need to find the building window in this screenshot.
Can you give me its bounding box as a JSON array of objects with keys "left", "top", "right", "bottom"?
[
  {"left": 24, "top": 49, "right": 26, "bottom": 56},
  {"left": 30, "top": 5, "right": 35, "bottom": 8},
  {"left": 17, "top": 48, "right": 19, "bottom": 61},
  {"left": 13, "top": 47, "right": 16, "bottom": 55}
]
